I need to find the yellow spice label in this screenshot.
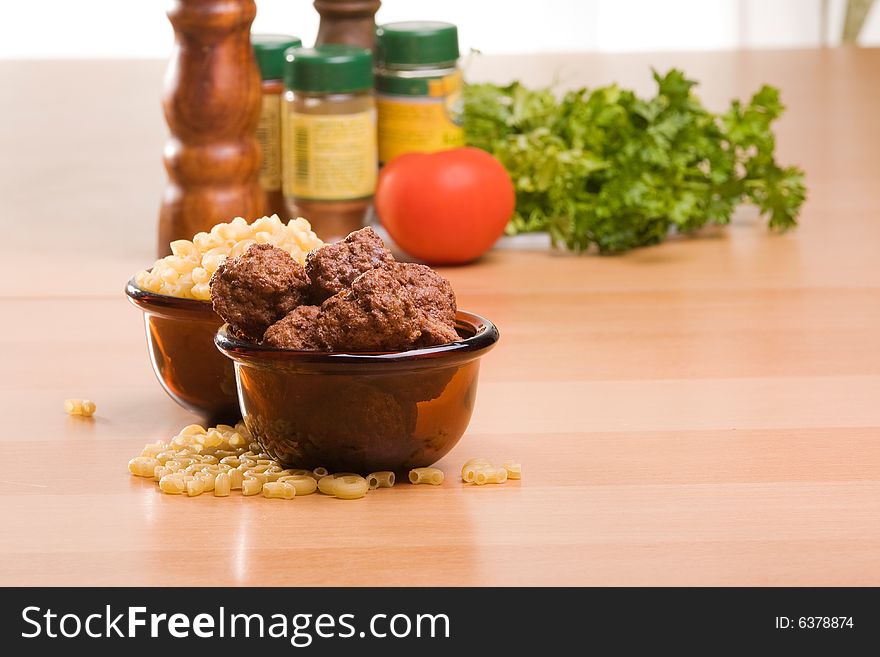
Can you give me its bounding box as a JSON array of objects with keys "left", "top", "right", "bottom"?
[
  {"left": 283, "top": 110, "right": 377, "bottom": 200},
  {"left": 377, "top": 72, "right": 465, "bottom": 163},
  {"left": 256, "top": 94, "right": 283, "bottom": 192}
]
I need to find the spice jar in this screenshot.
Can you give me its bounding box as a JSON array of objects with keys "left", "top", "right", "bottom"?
[
  {"left": 282, "top": 45, "right": 377, "bottom": 241},
  {"left": 374, "top": 21, "right": 464, "bottom": 165},
  {"left": 252, "top": 34, "right": 303, "bottom": 219}
]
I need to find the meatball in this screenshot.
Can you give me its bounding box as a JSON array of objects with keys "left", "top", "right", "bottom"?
[
  {"left": 209, "top": 230, "right": 460, "bottom": 353},
  {"left": 318, "top": 263, "right": 458, "bottom": 352},
  {"left": 388, "top": 262, "right": 457, "bottom": 324},
  {"left": 385, "top": 262, "right": 459, "bottom": 347},
  {"left": 320, "top": 267, "right": 423, "bottom": 352},
  {"left": 305, "top": 226, "right": 393, "bottom": 303},
  {"left": 210, "top": 244, "right": 310, "bottom": 340},
  {"left": 264, "top": 306, "right": 324, "bottom": 350},
  {"left": 413, "top": 316, "right": 460, "bottom": 349}
]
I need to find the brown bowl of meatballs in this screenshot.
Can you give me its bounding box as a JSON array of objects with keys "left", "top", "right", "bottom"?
[{"left": 211, "top": 227, "right": 499, "bottom": 473}]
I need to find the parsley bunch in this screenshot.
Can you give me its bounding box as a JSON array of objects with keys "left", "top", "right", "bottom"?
[{"left": 463, "top": 70, "right": 806, "bottom": 254}]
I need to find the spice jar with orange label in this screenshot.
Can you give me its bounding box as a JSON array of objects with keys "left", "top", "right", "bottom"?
[
  {"left": 282, "top": 45, "right": 377, "bottom": 242},
  {"left": 374, "top": 21, "right": 464, "bottom": 165},
  {"left": 253, "top": 34, "right": 302, "bottom": 218}
]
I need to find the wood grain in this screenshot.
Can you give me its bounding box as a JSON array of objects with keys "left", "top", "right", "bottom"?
[
  {"left": 1, "top": 49, "right": 879, "bottom": 585},
  {"left": 158, "top": 0, "right": 265, "bottom": 255},
  {"left": 314, "top": 0, "right": 381, "bottom": 50}
]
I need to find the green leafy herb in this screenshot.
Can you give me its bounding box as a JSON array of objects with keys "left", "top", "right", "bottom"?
[{"left": 463, "top": 69, "right": 806, "bottom": 254}]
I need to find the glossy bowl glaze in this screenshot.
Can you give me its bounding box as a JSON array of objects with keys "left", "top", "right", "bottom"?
[
  {"left": 125, "top": 278, "right": 240, "bottom": 423},
  {"left": 214, "top": 312, "right": 499, "bottom": 473}
]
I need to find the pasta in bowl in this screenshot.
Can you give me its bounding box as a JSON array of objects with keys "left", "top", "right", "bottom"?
[{"left": 125, "top": 216, "right": 323, "bottom": 421}]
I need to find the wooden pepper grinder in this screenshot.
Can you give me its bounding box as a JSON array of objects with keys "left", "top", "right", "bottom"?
[
  {"left": 314, "top": 0, "right": 381, "bottom": 49},
  {"left": 158, "top": 0, "right": 265, "bottom": 255}
]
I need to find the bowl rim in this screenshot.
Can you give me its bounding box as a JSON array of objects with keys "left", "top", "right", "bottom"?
[{"left": 214, "top": 310, "right": 499, "bottom": 365}]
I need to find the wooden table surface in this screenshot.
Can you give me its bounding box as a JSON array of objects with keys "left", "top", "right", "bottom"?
[{"left": 1, "top": 48, "right": 879, "bottom": 586}]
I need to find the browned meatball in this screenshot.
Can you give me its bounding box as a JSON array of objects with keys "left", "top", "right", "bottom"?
[
  {"left": 385, "top": 262, "right": 459, "bottom": 347},
  {"left": 318, "top": 262, "right": 458, "bottom": 352},
  {"left": 388, "top": 262, "right": 456, "bottom": 323},
  {"left": 305, "top": 226, "right": 393, "bottom": 303},
  {"left": 210, "top": 244, "right": 310, "bottom": 340},
  {"left": 264, "top": 306, "right": 324, "bottom": 350},
  {"left": 413, "top": 315, "right": 460, "bottom": 348},
  {"left": 320, "top": 267, "right": 423, "bottom": 351}
]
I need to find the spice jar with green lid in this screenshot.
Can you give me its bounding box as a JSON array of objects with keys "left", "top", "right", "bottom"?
[
  {"left": 282, "top": 45, "right": 377, "bottom": 241},
  {"left": 252, "top": 34, "right": 302, "bottom": 218},
  {"left": 374, "top": 21, "right": 464, "bottom": 164}
]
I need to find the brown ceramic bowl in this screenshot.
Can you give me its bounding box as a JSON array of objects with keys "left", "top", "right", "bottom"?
[
  {"left": 214, "top": 312, "right": 499, "bottom": 473},
  {"left": 125, "top": 278, "right": 240, "bottom": 423}
]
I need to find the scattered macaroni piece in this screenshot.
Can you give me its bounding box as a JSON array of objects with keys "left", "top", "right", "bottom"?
[
  {"left": 159, "top": 474, "right": 185, "bottom": 494},
  {"left": 153, "top": 465, "right": 171, "bottom": 481},
  {"left": 473, "top": 466, "right": 508, "bottom": 486},
  {"left": 461, "top": 458, "right": 520, "bottom": 485},
  {"left": 263, "top": 481, "right": 296, "bottom": 499},
  {"left": 331, "top": 475, "right": 369, "bottom": 500},
  {"left": 317, "top": 473, "right": 369, "bottom": 499},
  {"left": 229, "top": 468, "right": 244, "bottom": 490},
  {"left": 278, "top": 475, "right": 318, "bottom": 495},
  {"left": 198, "top": 472, "right": 215, "bottom": 492},
  {"left": 317, "top": 475, "right": 338, "bottom": 496},
  {"left": 135, "top": 215, "right": 323, "bottom": 300},
  {"left": 64, "top": 398, "right": 96, "bottom": 417},
  {"left": 313, "top": 466, "right": 329, "bottom": 478},
  {"left": 186, "top": 478, "right": 205, "bottom": 497},
  {"left": 409, "top": 467, "right": 444, "bottom": 486},
  {"left": 460, "top": 457, "right": 491, "bottom": 483},
  {"left": 367, "top": 471, "right": 395, "bottom": 489},
  {"left": 141, "top": 441, "right": 165, "bottom": 458},
  {"left": 214, "top": 472, "right": 231, "bottom": 497},
  {"left": 501, "top": 460, "right": 522, "bottom": 480},
  {"left": 242, "top": 478, "right": 263, "bottom": 496},
  {"left": 179, "top": 424, "right": 206, "bottom": 436},
  {"left": 244, "top": 471, "right": 269, "bottom": 485},
  {"left": 128, "top": 456, "right": 160, "bottom": 478}
]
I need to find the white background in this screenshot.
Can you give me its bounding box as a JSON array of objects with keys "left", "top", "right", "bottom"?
[{"left": 2, "top": 0, "right": 879, "bottom": 59}]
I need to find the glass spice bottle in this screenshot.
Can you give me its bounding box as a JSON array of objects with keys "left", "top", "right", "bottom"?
[
  {"left": 282, "top": 45, "right": 377, "bottom": 242},
  {"left": 252, "top": 34, "right": 303, "bottom": 219},
  {"left": 374, "top": 21, "right": 464, "bottom": 165}
]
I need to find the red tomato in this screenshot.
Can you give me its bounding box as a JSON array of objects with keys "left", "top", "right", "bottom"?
[{"left": 375, "top": 147, "right": 515, "bottom": 265}]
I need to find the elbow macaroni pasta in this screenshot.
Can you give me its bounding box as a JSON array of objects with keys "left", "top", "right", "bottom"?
[
  {"left": 473, "top": 466, "right": 508, "bottom": 485},
  {"left": 263, "top": 481, "right": 296, "bottom": 500},
  {"left": 135, "top": 215, "right": 324, "bottom": 300},
  {"left": 460, "top": 458, "right": 521, "bottom": 485},
  {"left": 132, "top": 426, "right": 522, "bottom": 500},
  {"left": 316, "top": 473, "right": 369, "bottom": 499},
  {"left": 501, "top": 460, "right": 522, "bottom": 480},
  {"left": 64, "top": 399, "right": 96, "bottom": 417},
  {"left": 460, "top": 458, "right": 491, "bottom": 483},
  {"left": 408, "top": 467, "right": 444, "bottom": 485},
  {"left": 278, "top": 475, "right": 318, "bottom": 495},
  {"left": 367, "top": 471, "right": 395, "bottom": 489},
  {"left": 241, "top": 478, "right": 263, "bottom": 496},
  {"left": 330, "top": 475, "right": 369, "bottom": 500},
  {"left": 129, "top": 424, "right": 374, "bottom": 501},
  {"left": 317, "top": 475, "right": 338, "bottom": 496}
]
